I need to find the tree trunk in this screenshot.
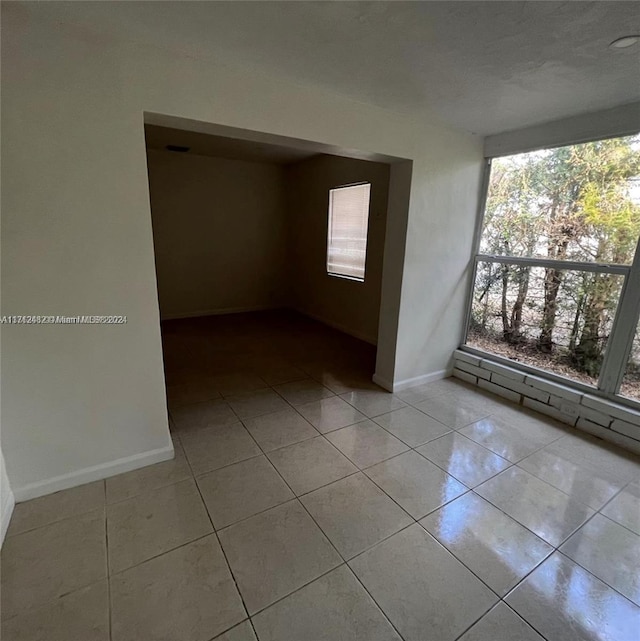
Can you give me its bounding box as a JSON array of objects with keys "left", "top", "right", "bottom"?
[
  {"left": 568, "top": 289, "right": 585, "bottom": 353},
  {"left": 501, "top": 264, "right": 511, "bottom": 341},
  {"left": 539, "top": 267, "right": 562, "bottom": 352},
  {"left": 575, "top": 273, "right": 615, "bottom": 376},
  {"left": 509, "top": 266, "right": 530, "bottom": 342}
]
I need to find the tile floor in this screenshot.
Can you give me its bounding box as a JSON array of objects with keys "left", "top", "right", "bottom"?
[{"left": 2, "top": 310, "right": 640, "bottom": 641}]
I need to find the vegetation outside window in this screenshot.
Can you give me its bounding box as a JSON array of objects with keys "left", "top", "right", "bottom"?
[{"left": 464, "top": 134, "right": 640, "bottom": 402}]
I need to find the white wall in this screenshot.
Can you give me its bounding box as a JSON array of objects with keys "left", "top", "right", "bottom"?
[
  {"left": 1, "top": 449, "right": 15, "bottom": 544},
  {"left": 1, "top": 3, "right": 483, "bottom": 498},
  {"left": 147, "top": 149, "right": 287, "bottom": 319},
  {"left": 286, "top": 154, "right": 390, "bottom": 344}
]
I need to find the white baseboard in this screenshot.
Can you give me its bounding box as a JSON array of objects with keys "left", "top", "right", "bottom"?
[
  {"left": 375, "top": 368, "right": 450, "bottom": 393},
  {"left": 13, "top": 444, "right": 175, "bottom": 503},
  {"left": 372, "top": 373, "right": 394, "bottom": 392},
  {"left": 1, "top": 488, "right": 15, "bottom": 546},
  {"left": 162, "top": 305, "right": 281, "bottom": 321},
  {"left": 291, "top": 307, "right": 378, "bottom": 345}
]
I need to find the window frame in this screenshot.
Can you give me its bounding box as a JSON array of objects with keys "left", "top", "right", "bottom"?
[
  {"left": 326, "top": 181, "right": 371, "bottom": 283},
  {"left": 461, "top": 146, "right": 640, "bottom": 410}
]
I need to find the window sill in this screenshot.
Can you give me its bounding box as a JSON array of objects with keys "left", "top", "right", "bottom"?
[{"left": 327, "top": 272, "right": 365, "bottom": 283}]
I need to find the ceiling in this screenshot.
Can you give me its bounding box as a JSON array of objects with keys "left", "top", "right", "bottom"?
[
  {"left": 145, "top": 125, "right": 318, "bottom": 164},
  {"left": 20, "top": 1, "right": 640, "bottom": 135}
]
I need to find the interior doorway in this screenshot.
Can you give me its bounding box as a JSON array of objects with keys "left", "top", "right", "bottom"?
[{"left": 142, "top": 114, "right": 412, "bottom": 400}]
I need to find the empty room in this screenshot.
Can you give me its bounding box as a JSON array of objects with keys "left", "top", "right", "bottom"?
[{"left": 1, "top": 2, "right": 639, "bottom": 641}]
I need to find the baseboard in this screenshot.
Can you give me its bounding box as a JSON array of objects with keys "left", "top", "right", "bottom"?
[
  {"left": 1, "top": 488, "right": 15, "bottom": 546},
  {"left": 372, "top": 373, "right": 394, "bottom": 392},
  {"left": 377, "top": 368, "right": 450, "bottom": 393},
  {"left": 162, "top": 305, "right": 281, "bottom": 321},
  {"left": 13, "top": 444, "right": 175, "bottom": 503},
  {"left": 291, "top": 307, "right": 378, "bottom": 345}
]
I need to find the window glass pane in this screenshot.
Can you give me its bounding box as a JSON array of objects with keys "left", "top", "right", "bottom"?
[
  {"left": 466, "top": 261, "right": 624, "bottom": 386},
  {"left": 620, "top": 318, "right": 640, "bottom": 402},
  {"left": 481, "top": 134, "right": 640, "bottom": 265},
  {"left": 327, "top": 183, "right": 370, "bottom": 281}
]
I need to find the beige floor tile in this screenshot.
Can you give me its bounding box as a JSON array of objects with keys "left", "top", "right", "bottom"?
[
  {"left": 416, "top": 432, "right": 510, "bottom": 488},
  {"left": 413, "top": 394, "right": 491, "bottom": 429},
  {"left": 301, "top": 473, "right": 413, "bottom": 559},
  {"left": 167, "top": 378, "right": 221, "bottom": 408},
  {"left": 395, "top": 379, "right": 461, "bottom": 405},
  {"left": 339, "top": 390, "right": 406, "bottom": 418},
  {"left": 111, "top": 535, "right": 245, "bottom": 641},
  {"left": 553, "top": 432, "right": 640, "bottom": 484},
  {"left": 458, "top": 603, "right": 544, "bottom": 641},
  {"left": 218, "top": 500, "right": 342, "bottom": 614},
  {"left": 1, "top": 580, "right": 109, "bottom": 641},
  {"left": 475, "top": 467, "right": 594, "bottom": 546},
  {"left": 310, "top": 370, "right": 380, "bottom": 395},
  {"left": 180, "top": 423, "right": 261, "bottom": 475},
  {"left": 518, "top": 445, "right": 625, "bottom": 509},
  {"left": 433, "top": 383, "right": 514, "bottom": 411},
  {"left": 296, "top": 396, "right": 367, "bottom": 433},
  {"left": 267, "top": 436, "right": 357, "bottom": 495},
  {"left": 601, "top": 480, "right": 640, "bottom": 534},
  {"left": 373, "top": 406, "right": 451, "bottom": 447},
  {"left": 349, "top": 524, "right": 497, "bottom": 641},
  {"left": 420, "top": 493, "right": 552, "bottom": 596},
  {"left": 197, "top": 456, "right": 294, "bottom": 529},
  {"left": 243, "top": 408, "right": 318, "bottom": 452},
  {"left": 560, "top": 513, "right": 640, "bottom": 605},
  {"left": 106, "top": 442, "right": 192, "bottom": 504},
  {"left": 6, "top": 480, "right": 104, "bottom": 537},
  {"left": 107, "top": 479, "right": 212, "bottom": 573},
  {"left": 252, "top": 565, "right": 401, "bottom": 641},
  {"left": 171, "top": 399, "right": 239, "bottom": 432},
  {"left": 274, "top": 379, "right": 334, "bottom": 405},
  {"left": 12, "top": 313, "right": 640, "bottom": 639},
  {"left": 325, "top": 420, "right": 409, "bottom": 469},
  {"left": 213, "top": 621, "right": 257, "bottom": 641},
  {"left": 506, "top": 552, "right": 640, "bottom": 641},
  {"left": 255, "top": 363, "right": 306, "bottom": 386},
  {"left": 227, "top": 389, "right": 289, "bottom": 420},
  {"left": 210, "top": 373, "right": 268, "bottom": 397},
  {"left": 366, "top": 450, "right": 467, "bottom": 519},
  {"left": 459, "top": 413, "right": 564, "bottom": 463},
  {"left": 1, "top": 510, "right": 106, "bottom": 619}
]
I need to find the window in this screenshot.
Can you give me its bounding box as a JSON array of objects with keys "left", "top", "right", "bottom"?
[
  {"left": 621, "top": 317, "right": 640, "bottom": 402},
  {"left": 327, "top": 183, "right": 371, "bottom": 281},
  {"left": 464, "top": 133, "right": 640, "bottom": 403}
]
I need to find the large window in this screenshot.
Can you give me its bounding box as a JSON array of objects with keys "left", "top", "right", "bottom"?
[
  {"left": 327, "top": 183, "right": 371, "bottom": 281},
  {"left": 464, "top": 134, "right": 640, "bottom": 403}
]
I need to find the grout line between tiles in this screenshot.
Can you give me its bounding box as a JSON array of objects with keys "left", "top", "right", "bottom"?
[
  {"left": 214, "top": 426, "right": 406, "bottom": 633},
  {"left": 475, "top": 480, "right": 636, "bottom": 616},
  {"left": 416, "top": 514, "right": 552, "bottom": 603},
  {"left": 498, "top": 601, "right": 551, "bottom": 641},
  {"left": 345, "top": 569, "right": 409, "bottom": 641},
  {"left": 182, "top": 439, "right": 254, "bottom": 629},
  {"left": 450, "top": 599, "right": 501, "bottom": 641}
]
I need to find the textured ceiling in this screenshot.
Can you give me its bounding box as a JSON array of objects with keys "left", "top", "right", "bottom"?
[{"left": 16, "top": 1, "right": 640, "bottom": 135}]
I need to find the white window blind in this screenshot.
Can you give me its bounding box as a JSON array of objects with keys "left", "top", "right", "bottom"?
[{"left": 327, "top": 183, "right": 371, "bottom": 281}]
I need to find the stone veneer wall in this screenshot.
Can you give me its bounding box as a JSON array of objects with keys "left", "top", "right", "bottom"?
[{"left": 452, "top": 350, "right": 640, "bottom": 455}]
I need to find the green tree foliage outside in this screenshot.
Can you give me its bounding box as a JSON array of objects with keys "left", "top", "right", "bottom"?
[{"left": 469, "top": 134, "right": 640, "bottom": 396}]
